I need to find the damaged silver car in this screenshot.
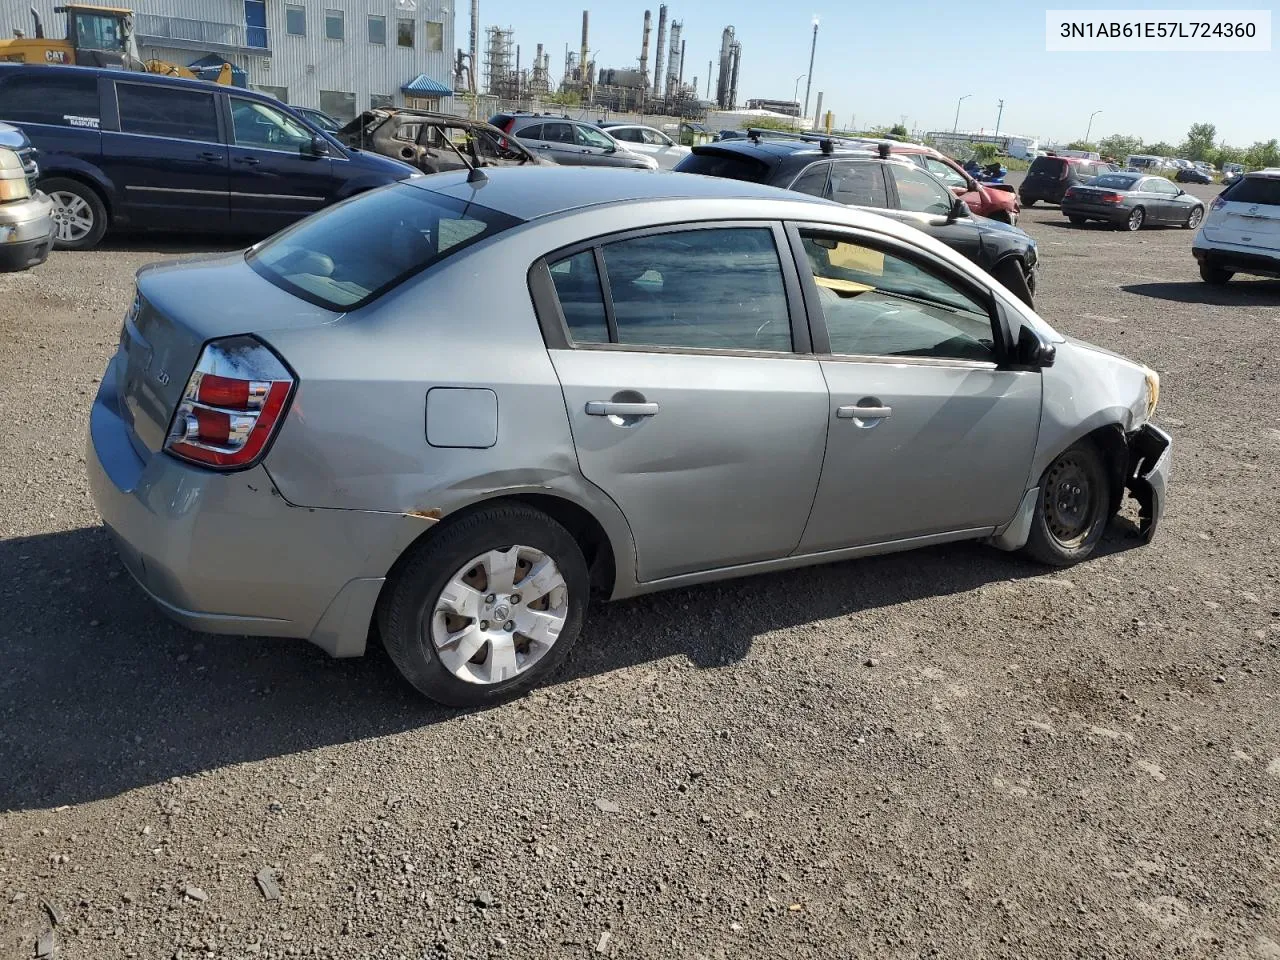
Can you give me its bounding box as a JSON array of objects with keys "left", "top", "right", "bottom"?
[{"left": 87, "top": 168, "right": 1171, "bottom": 706}]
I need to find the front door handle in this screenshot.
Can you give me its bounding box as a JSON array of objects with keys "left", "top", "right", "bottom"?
[
  {"left": 837, "top": 404, "right": 892, "bottom": 420},
  {"left": 198, "top": 151, "right": 222, "bottom": 162},
  {"left": 585, "top": 401, "right": 659, "bottom": 417},
  {"left": 235, "top": 156, "right": 261, "bottom": 166}
]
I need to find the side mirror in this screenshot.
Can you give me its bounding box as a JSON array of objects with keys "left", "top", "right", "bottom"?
[
  {"left": 309, "top": 134, "right": 331, "bottom": 157},
  {"left": 947, "top": 197, "right": 970, "bottom": 222},
  {"left": 1016, "top": 324, "right": 1056, "bottom": 368}
]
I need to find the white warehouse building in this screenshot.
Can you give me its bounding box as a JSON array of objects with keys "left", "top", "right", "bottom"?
[{"left": 0, "top": 1, "right": 457, "bottom": 120}]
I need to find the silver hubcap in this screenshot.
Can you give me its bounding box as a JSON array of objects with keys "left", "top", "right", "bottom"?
[
  {"left": 1129, "top": 209, "right": 1143, "bottom": 230},
  {"left": 1189, "top": 209, "right": 1202, "bottom": 227},
  {"left": 429, "top": 545, "right": 568, "bottom": 685},
  {"left": 49, "top": 191, "right": 94, "bottom": 243}
]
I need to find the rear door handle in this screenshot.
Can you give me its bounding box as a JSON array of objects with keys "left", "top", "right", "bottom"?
[
  {"left": 235, "top": 156, "right": 261, "bottom": 166},
  {"left": 837, "top": 404, "right": 892, "bottom": 420},
  {"left": 585, "top": 401, "right": 659, "bottom": 417}
]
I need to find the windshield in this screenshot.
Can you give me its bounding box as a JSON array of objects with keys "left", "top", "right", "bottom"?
[
  {"left": 1029, "top": 157, "right": 1067, "bottom": 176},
  {"left": 674, "top": 151, "right": 769, "bottom": 182},
  {"left": 1093, "top": 174, "right": 1140, "bottom": 190},
  {"left": 247, "top": 184, "right": 521, "bottom": 309}
]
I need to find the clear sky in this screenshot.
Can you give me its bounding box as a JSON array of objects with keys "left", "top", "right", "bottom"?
[{"left": 466, "top": 0, "right": 1277, "bottom": 147}]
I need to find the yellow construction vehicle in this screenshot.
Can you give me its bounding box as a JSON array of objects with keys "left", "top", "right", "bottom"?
[{"left": 0, "top": 5, "right": 232, "bottom": 84}]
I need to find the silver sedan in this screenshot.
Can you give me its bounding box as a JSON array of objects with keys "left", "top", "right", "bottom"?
[{"left": 87, "top": 168, "right": 1171, "bottom": 706}]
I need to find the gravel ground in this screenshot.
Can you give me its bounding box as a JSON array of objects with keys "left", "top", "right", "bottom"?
[{"left": 1, "top": 180, "right": 1278, "bottom": 960}]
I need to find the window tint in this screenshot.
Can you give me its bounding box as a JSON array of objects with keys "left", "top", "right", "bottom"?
[
  {"left": 1094, "top": 174, "right": 1140, "bottom": 190},
  {"left": 249, "top": 184, "right": 520, "bottom": 309},
  {"left": 641, "top": 129, "right": 671, "bottom": 146},
  {"left": 397, "top": 18, "right": 414, "bottom": 46},
  {"left": 888, "top": 164, "right": 952, "bottom": 215},
  {"left": 791, "top": 163, "right": 829, "bottom": 197},
  {"left": 673, "top": 151, "right": 769, "bottom": 182},
  {"left": 1029, "top": 156, "right": 1067, "bottom": 176},
  {"left": 517, "top": 123, "right": 542, "bottom": 140},
  {"left": 827, "top": 162, "right": 889, "bottom": 208},
  {"left": 924, "top": 156, "right": 967, "bottom": 189},
  {"left": 800, "top": 231, "right": 994, "bottom": 362},
  {"left": 117, "top": 84, "right": 219, "bottom": 142},
  {"left": 425, "top": 21, "right": 444, "bottom": 51},
  {"left": 542, "top": 123, "right": 574, "bottom": 144},
  {"left": 1225, "top": 176, "right": 1280, "bottom": 205},
  {"left": 367, "top": 14, "right": 386, "bottom": 43},
  {"left": 576, "top": 125, "right": 614, "bottom": 149},
  {"left": 231, "top": 98, "right": 312, "bottom": 150},
  {"left": 549, "top": 252, "right": 609, "bottom": 343},
  {"left": 325, "top": 9, "right": 344, "bottom": 39},
  {"left": 609, "top": 127, "right": 642, "bottom": 143},
  {"left": 0, "top": 73, "right": 98, "bottom": 127},
  {"left": 285, "top": 3, "right": 305, "bottom": 35},
  {"left": 601, "top": 228, "right": 791, "bottom": 352}
]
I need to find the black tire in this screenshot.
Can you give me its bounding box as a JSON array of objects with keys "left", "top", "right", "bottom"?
[
  {"left": 378, "top": 504, "right": 589, "bottom": 707},
  {"left": 1184, "top": 206, "right": 1204, "bottom": 229},
  {"left": 1068, "top": 215, "right": 1086, "bottom": 225},
  {"left": 1023, "top": 441, "right": 1111, "bottom": 566},
  {"left": 1021, "top": 197, "right": 1036, "bottom": 207},
  {"left": 1199, "top": 262, "right": 1233, "bottom": 285},
  {"left": 992, "top": 258, "right": 1034, "bottom": 307},
  {"left": 1122, "top": 206, "right": 1145, "bottom": 232},
  {"left": 40, "top": 177, "right": 108, "bottom": 251}
]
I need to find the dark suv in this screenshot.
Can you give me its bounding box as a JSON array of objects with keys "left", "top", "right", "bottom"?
[
  {"left": 675, "top": 133, "right": 1038, "bottom": 304},
  {"left": 489, "top": 112, "right": 657, "bottom": 170},
  {"left": 1019, "top": 156, "right": 1115, "bottom": 206},
  {"left": 0, "top": 63, "right": 415, "bottom": 250}
]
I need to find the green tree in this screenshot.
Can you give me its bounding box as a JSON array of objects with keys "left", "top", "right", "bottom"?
[
  {"left": 545, "top": 89, "right": 581, "bottom": 107},
  {"left": 1146, "top": 141, "right": 1175, "bottom": 157},
  {"left": 1066, "top": 140, "right": 1096, "bottom": 152},
  {"left": 1213, "top": 144, "right": 1245, "bottom": 168},
  {"left": 1244, "top": 139, "right": 1280, "bottom": 169},
  {"left": 1098, "top": 133, "right": 1143, "bottom": 159},
  {"left": 888, "top": 122, "right": 908, "bottom": 138},
  {"left": 1179, "top": 122, "right": 1217, "bottom": 161},
  {"left": 971, "top": 143, "right": 1000, "bottom": 162}
]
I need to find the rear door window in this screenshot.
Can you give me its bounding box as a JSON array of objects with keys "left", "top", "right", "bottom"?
[
  {"left": 116, "top": 83, "right": 220, "bottom": 142},
  {"left": 826, "top": 161, "right": 889, "bottom": 208},
  {"left": 247, "top": 184, "right": 521, "bottom": 309},
  {"left": 608, "top": 127, "right": 642, "bottom": 143},
  {"left": 541, "top": 123, "right": 575, "bottom": 144},
  {"left": 0, "top": 72, "right": 99, "bottom": 127},
  {"left": 548, "top": 251, "right": 609, "bottom": 343}
]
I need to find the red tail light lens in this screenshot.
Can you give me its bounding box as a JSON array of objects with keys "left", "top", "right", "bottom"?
[
  {"left": 1100, "top": 192, "right": 1124, "bottom": 203},
  {"left": 164, "top": 336, "right": 295, "bottom": 470},
  {"left": 500, "top": 117, "right": 515, "bottom": 133}
]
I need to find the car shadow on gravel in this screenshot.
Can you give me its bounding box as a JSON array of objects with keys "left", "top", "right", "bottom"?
[
  {"left": 0, "top": 520, "right": 1146, "bottom": 812},
  {"left": 96, "top": 234, "right": 249, "bottom": 255},
  {"left": 1122, "top": 279, "right": 1280, "bottom": 304}
]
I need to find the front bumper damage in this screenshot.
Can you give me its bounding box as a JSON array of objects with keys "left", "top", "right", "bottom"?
[{"left": 1125, "top": 423, "right": 1172, "bottom": 543}]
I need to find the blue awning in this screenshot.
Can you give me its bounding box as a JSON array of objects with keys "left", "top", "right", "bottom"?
[{"left": 401, "top": 74, "right": 453, "bottom": 96}]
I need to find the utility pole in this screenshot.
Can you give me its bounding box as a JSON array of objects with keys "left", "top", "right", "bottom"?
[
  {"left": 802, "top": 17, "right": 818, "bottom": 122},
  {"left": 706, "top": 60, "right": 712, "bottom": 100},
  {"left": 1085, "top": 109, "right": 1101, "bottom": 144},
  {"left": 953, "top": 93, "right": 972, "bottom": 133},
  {"left": 995, "top": 99, "right": 1004, "bottom": 136}
]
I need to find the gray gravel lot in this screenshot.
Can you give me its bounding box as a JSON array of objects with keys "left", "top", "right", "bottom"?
[{"left": 2, "top": 179, "right": 1278, "bottom": 960}]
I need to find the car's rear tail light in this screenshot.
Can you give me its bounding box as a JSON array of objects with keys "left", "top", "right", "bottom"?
[
  {"left": 1211, "top": 195, "right": 1227, "bottom": 210},
  {"left": 500, "top": 117, "right": 515, "bottom": 133},
  {"left": 1063, "top": 187, "right": 1077, "bottom": 198},
  {"left": 164, "top": 336, "right": 294, "bottom": 470},
  {"left": 1100, "top": 192, "right": 1124, "bottom": 204}
]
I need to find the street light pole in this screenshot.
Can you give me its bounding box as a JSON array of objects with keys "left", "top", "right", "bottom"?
[
  {"left": 995, "top": 98, "right": 1004, "bottom": 136},
  {"left": 802, "top": 17, "right": 818, "bottom": 121},
  {"left": 1085, "top": 109, "right": 1101, "bottom": 144},
  {"left": 953, "top": 93, "right": 972, "bottom": 133},
  {"left": 793, "top": 72, "right": 806, "bottom": 129}
]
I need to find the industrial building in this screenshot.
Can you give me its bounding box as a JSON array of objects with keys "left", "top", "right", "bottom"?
[
  {"left": 746, "top": 98, "right": 800, "bottom": 118},
  {"left": 0, "top": 0, "right": 457, "bottom": 120}
]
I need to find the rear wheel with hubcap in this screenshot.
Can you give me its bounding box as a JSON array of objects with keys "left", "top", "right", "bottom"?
[
  {"left": 379, "top": 504, "right": 588, "bottom": 706},
  {"left": 41, "top": 177, "right": 108, "bottom": 251},
  {"left": 1123, "top": 207, "right": 1145, "bottom": 232},
  {"left": 1023, "top": 441, "right": 1111, "bottom": 566}
]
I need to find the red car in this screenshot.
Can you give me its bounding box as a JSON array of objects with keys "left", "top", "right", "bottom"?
[{"left": 857, "top": 139, "right": 1021, "bottom": 225}]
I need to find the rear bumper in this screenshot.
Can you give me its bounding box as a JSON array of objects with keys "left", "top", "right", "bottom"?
[
  {"left": 86, "top": 354, "right": 432, "bottom": 657},
  {"left": 0, "top": 192, "right": 54, "bottom": 271},
  {"left": 1062, "top": 201, "right": 1128, "bottom": 222},
  {"left": 1192, "top": 243, "right": 1280, "bottom": 278},
  {"left": 1019, "top": 184, "right": 1066, "bottom": 204},
  {"left": 1126, "top": 424, "right": 1172, "bottom": 543}
]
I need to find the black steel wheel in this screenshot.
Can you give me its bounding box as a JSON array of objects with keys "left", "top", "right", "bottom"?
[{"left": 1023, "top": 441, "right": 1110, "bottom": 566}]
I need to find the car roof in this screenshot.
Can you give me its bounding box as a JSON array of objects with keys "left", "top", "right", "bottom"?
[
  {"left": 693, "top": 136, "right": 905, "bottom": 165},
  {"left": 0, "top": 61, "right": 259, "bottom": 97},
  {"left": 410, "top": 166, "right": 835, "bottom": 220},
  {"left": 1245, "top": 169, "right": 1280, "bottom": 179}
]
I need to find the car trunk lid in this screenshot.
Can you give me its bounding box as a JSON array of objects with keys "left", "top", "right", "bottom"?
[{"left": 115, "top": 251, "right": 342, "bottom": 456}]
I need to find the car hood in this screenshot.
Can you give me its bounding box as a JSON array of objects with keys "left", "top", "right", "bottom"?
[
  {"left": 970, "top": 214, "right": 1030, "bottom": 239},
  {"left": 1051, "top": 335, "right": 1157, "bottom": 429}
]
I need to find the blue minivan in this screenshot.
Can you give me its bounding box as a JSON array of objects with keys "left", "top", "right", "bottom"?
[{"left": 0, "top": 63, "right": 416, "bottom": 250}]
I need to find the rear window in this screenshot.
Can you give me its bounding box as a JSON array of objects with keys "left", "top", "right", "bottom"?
[
  {"left": 1225, "top": 176, "right": 1280, "bottom": 206},
  {"left": 1094, "top": 174, "right": 1140, "bottom": 190},
  {"left": 1029, "top": 157, "right": 1067, "bottom": 176},
  {"left": 247, "top": 183, "right": 521, "bottom": 309},
  {"left": 674, "top": 150, "right": 770, "bottom": 183},
  {"left": 0, "top": 72, "right": 99, "bottom": 127}
]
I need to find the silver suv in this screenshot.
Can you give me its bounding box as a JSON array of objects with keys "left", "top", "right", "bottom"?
[
  {"left": 491, "top": 113, "right": 658, "bottom": 170},
  {"left": 88, "top": 168, "right": 1170, "bottom": 706},
  {"left": 0, "top": 120, "right": 53, "bottom": 271}
]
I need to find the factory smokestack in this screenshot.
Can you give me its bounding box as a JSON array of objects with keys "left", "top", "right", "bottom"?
[
  {"left": 652, "top": 5, "right": 668, "bottom": 98},
  {"left": 468, "top": 0, "right": 479, "bottom": 93},
  {"left": 580, "top": 10, "right": 589, "bottom": 89},
  {"left": 678, "top": 38, "right": 686, "bottom": 87},
  {"left": 716, "top": 26, "right": 734, "bottom": 109},
  {"left": 728, "top": 40, "right": 741, "bottom": 110},
  {"left": 666, "top": 21, "right": 682, "bottom": 97},
  {"left": 639, "top": 10, "right": 652, "bottom": 93}
]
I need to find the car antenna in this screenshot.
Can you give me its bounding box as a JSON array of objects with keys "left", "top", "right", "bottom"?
[{"left": 432, "top": 122, "right": 488, "bottom": 185}]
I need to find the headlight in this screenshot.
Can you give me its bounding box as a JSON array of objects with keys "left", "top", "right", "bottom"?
[
  {"left": 0, "top": 147, "right": 31, "bottom": 201},
  {"left": 1143, "top": 367, "right": 1160, "bottom": 421}
]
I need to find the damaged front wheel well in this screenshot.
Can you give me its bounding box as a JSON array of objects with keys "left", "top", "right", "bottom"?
[{"left": 1082, "top": 423, "right": 1128, "bottom": 519}]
